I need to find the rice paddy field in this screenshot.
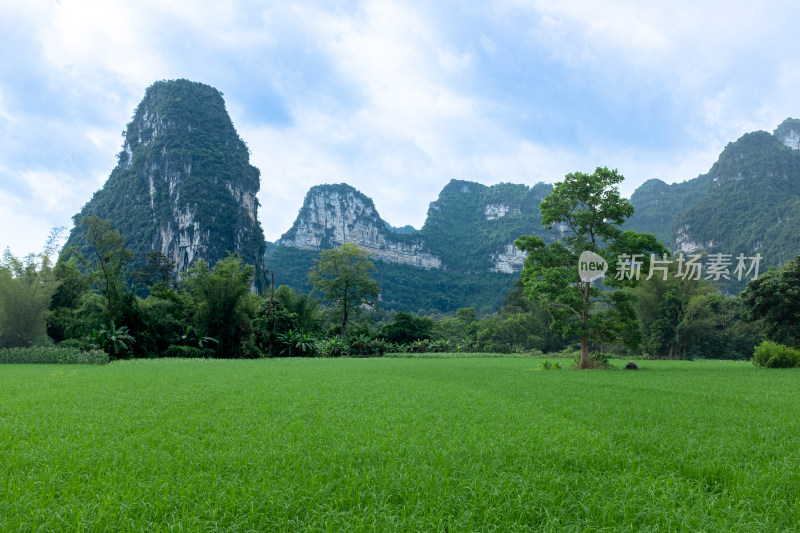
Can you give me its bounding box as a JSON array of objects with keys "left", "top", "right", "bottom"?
[{"left": 1, "top": 357, "right": 798, "bottom": 532}]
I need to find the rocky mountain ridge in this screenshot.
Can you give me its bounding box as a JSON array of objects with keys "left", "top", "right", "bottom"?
[
  {"left": 278, "top": 184, "right": 442, "bottom": 269},
  {"left": 264, "top": 180, "right": 555, "bottom": 312},
  {"left": 269, "top": 179, "right": 554, "bottom": 276},
  {"left": 270, "top": 118, "right": 800, "bottom": 306}
]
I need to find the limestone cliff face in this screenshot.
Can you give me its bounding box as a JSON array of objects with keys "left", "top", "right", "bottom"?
[
  {"left": 484, "top": 203, "right": 521, "bottom": 220},
  {"left": 278, "top": 184, "right": 442, "bottom": 269},
  {"left": 674, "top": 225, "right": 714, "bottom": 254},
  {"left": 774, "top": 118, "right": 800, "bottom": 151},
  {"left": 419, "top": 179, "right": 553, "bottom": 273},
  {"left": 270, "top": 179, "right": 557, "bottom": 283},
  {"left": 65, "top": 79, "right": 265, "bottom": 286},
  {"left": 490, "top": 244, "right": 527, "bottom": 273}
]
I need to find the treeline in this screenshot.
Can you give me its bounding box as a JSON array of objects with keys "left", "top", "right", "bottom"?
[
  {"left": 1, "top": 217, "right": 798, "bottom": 362},
  {"left": 0, "top": 218, "right": 562, "bottom": 359}
]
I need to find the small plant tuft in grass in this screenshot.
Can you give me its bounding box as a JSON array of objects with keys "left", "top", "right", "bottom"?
[
  {"left": 0, "top": 346, "right": 108, "bottom": 364},
  {"left": 540, "top": 359, "right": 562, "bottom": 370}
]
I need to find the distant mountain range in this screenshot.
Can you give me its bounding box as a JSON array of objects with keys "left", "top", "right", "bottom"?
[
  {"left": 268, "top": 118, "right": 800, "bottom": 307},
  {"left": 62, "top": 78, "right": 800, "bottom": 312}
]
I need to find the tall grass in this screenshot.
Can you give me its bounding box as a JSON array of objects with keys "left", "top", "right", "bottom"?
[
  {"left": 384, "top": 351, "right": 533, "bottom": 359},
  {"left": 0, "top": 358, "right": 797, "bottom": 531},
  {"left": 0, "top": 346, "right": 108, "bottom": 364}
]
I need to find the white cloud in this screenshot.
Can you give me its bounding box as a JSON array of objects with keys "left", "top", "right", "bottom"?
[
  {"left": 0, "top": 190, "right": 53, "bottom": 257},
  {"left": 39, "top": 0, "right": 165, "bottom": 86},
  {"left": 20, "top": 170, "right": 82, "bottom": 212}
]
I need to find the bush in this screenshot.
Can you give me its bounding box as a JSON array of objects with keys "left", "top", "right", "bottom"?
[
  {"left": 345, "top": 335, "right": 387, "bottom": 357},
  {"left": 429, "top": 339, "right": 451, "bottom": 353},
  {"left": 59, "top": 338, "right": 92, "bottom": 351},
  {"left": 378, "top": 312, "right": 434, "bottom": 344},
  {"left": 407, "top": 339, "right": 431, "bottom": 353},
  {"left": 572, "top": 350, "right": 613, "bottom": 369},
  {"left": 348, "top": 334, "right": 373, "bottom": 357},
  {"left": 276, "top": 330, "right": 319, "bottom": 357},
  {"left": 752, "top": 341, "right": 800, "bottom": 368},
  {"left": 387, "top": 342, "right": 408, "bottom": 354},
  {"left": 0, "top": 346, "right": 108, "bottom": 364},
  {"left": 163, "top": 345, "right": 211, "bottom": 359},
  {"left": 320, "top": 337, "right": 349, "bottom": 358},
  {"left": 369, "top": 338, "right": 387, "bottom": 357}
]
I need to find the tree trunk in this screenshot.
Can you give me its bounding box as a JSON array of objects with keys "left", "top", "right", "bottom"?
[
  {"left": 340, "top": 305, "right": 348, "bottom": 339},
  {"left": 580, "top": 281, "right": 590, "bottom": 369},
  {"left": 580, "top": 335, "right": 589, "bottom": 369}
]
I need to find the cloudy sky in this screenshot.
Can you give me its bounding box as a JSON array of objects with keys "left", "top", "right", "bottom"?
[{"left": 2, "top": 0, "right": 799, "bottom": 257}]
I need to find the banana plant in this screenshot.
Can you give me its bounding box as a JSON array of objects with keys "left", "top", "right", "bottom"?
[{"left": 92, "top": 321, "right": 136, "bottom": 359}]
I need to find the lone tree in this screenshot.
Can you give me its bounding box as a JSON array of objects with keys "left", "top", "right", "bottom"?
[
  {"left": 515, "top": 167, "right": 666, "bottom": 368},
  {"left": 308, "top": 243, "right": 380, "bottom": 338}
]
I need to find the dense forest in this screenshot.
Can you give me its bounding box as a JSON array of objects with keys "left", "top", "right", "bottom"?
[{"left": 2, "top": 205, "right": 797, "bottom": 366}]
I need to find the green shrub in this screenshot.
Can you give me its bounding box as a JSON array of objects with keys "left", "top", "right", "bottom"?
[
  {"left": 164, "top": 345, "right": 210, "bottom": 359},
  {"left": 752, "top": 341, "right": 800, "bottom": 368},
  {"left": 0, "top": 346, "right": 108, "bottom": 364},
  {"left": 429, "top": 339, "right": 451, "bottom": 353},
  {"left": 320, "top": 337, "right": 349, "bottom": 358},
  {"left": 91, "top": 322, "right": 136, "bottom": 360},
  {"left": 369, "top": 338, "right": 387, "bottom": 356},
  {"left": 407, "top": 339, "right": 431, "bottom": 353},
  {"left": 276, "top": 330, "right": 319, "bottom": 357},
  {"left": 572, "top": 350, "right": 613, "bottom": 369},
  {"left": 58, "top": 338, "right": 87, "bottom": 350},
  {"left": 348, "top": 334, "right": 373, "bottom": 357},
  {"left": 387, "top": 342, "right": 407, "bottom": 354}
]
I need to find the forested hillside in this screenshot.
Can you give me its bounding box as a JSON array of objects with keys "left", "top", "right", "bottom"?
[
  {"left": 626, "top": 118, "right": 800, "bottom": 291},
  {"left": 264, "top": 180, "right": 558, "bottom": 313}
]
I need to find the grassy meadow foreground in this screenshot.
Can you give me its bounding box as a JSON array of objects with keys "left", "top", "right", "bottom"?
[{"left": 1, "top": 358, "right": 798, "bottom": 531}]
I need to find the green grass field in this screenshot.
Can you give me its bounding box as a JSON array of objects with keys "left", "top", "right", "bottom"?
[{"left": 1, "top": 357, "right": 798, "bottom": 531}]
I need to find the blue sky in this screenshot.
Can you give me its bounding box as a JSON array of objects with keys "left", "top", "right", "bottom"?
[{"left": 2, "top": 0, "right": 799, "bottom": 258}]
